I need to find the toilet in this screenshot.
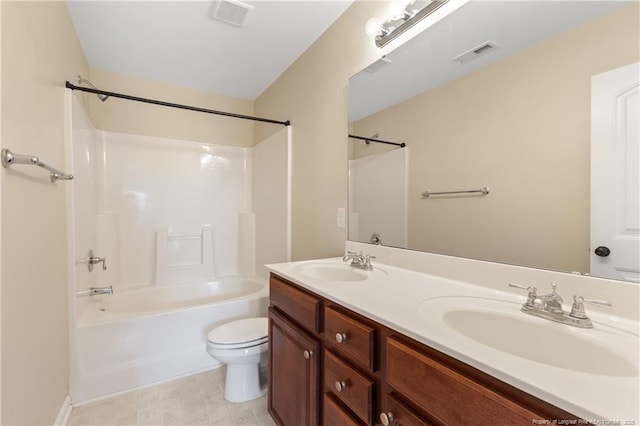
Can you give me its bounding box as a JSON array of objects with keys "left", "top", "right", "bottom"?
[{"left": 206, "top": 317, "right": 268, "bottom": 403}]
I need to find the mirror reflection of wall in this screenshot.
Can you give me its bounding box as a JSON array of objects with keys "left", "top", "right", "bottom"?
[{"left": 348, "top": 2, "right": 640, "bottom": 281}]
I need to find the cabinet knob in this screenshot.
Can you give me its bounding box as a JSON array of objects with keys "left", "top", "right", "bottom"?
[
  {"left": 303, "top": 350, "right": 313, "bottom": 359},
  {"left": 380, "top": 412, "right": 394, "bottom": 426},
  {"left": 334, "top": 380, "right": 347, "bottom": 392},
  {"left": 335, "top": 332, "right": 348, "bottom": 343}
]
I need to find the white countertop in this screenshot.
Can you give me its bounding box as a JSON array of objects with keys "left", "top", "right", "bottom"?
[{"left": 266, "top": 257, "right": 640, "bottom": 423}]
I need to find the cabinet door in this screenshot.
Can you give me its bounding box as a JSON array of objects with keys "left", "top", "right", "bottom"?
[{"left": 269, "top": 308, "right": 320, "bottom": 426}]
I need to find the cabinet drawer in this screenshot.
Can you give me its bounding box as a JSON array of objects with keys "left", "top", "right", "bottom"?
[
  {"left": 270, "top": 275, "right": 322, "bottom": 333},
  {"left": 382, "top": 394, "right": 432, "bottom": 426},
  {"left": 323, "top": 394, "right": 362, "bottom": 426},
  {"left": 325, "top": 306, "right": 375, "bottom": 370},
  {"left": 386, "top": 337, "right": 540, "bottom": 425},
  {"left": 324, "top": 350, "right": 374, "bottom": 424}
]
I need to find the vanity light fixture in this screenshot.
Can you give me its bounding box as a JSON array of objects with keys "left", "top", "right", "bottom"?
[{"left": 366, "top": 0, "right": 452, "bottom": 48}]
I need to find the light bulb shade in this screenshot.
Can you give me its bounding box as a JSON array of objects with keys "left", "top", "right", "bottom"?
[{"left": 365, "top": 18, "right": 383, "bottom": 37}]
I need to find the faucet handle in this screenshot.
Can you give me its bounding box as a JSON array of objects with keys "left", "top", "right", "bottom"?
[
  {"left": 508, "top": 283, "right": 533, "bottom": 291},
  {"left": 582, "top": 298, "right": 612, "bottom": 307},
  {"left": 508, "top": 283, "right": 537, "bottom": 306},
  {"left": 570, "top": 295, "right": 611, "bottom": 319}
]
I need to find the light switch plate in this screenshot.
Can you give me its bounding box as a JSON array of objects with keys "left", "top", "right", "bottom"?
[{"left": 337, "top": 207, "right": 346, "bottom": 229}]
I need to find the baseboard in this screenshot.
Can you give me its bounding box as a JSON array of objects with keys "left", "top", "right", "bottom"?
[{"left": 54, "top": 395, "right": 72, "bottom": 426}]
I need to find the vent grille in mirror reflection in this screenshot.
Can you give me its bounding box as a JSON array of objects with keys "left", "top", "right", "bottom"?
[
  {"left": 452, "top": 41, "right": 499, "bottom": 65},
  {"left": 364, "top": 57, "right": 392, "bottom": 73}
]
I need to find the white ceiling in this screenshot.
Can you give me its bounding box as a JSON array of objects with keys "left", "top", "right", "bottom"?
[
  {"left": 349, "top": 0, "right": 632, "bottom": 121},
  {"left": 66, "top": 0, "right": 354, "bottom": 101}
]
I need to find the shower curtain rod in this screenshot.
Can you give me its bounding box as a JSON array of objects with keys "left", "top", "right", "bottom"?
[
  {"left": 65, "top": 81, "right": 290, "bottom": 127},
  {"left": 349, "top": 134, "right": 405, "bottom": 148}
]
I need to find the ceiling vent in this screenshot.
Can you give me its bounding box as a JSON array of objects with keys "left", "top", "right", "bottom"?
[
  {"left": 212, "top": 0, "right": 253, "bottom": 27},
  {"left": 364, "top": 57, "right": 392, "bottom": 73},
  {"left": 452, "top": 42, "right": 499, "bottom": 65}
]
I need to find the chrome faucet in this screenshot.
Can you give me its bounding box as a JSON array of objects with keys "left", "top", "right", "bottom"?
[
  {"left": 536, "top": 283, "right": 564, "bottom": 313},
  {"left": 76, "top": 249, "right": 107, "bottom": 272},
  {"left": 89, "top": 254, "right": 107, "bottom": 271},
  {"left": 509, "top": 283, "right": 611, "bottom": 328},
  {"left": 76, "top": 285, "right": 114, "bottom": 297},
  {"left": 342, "top": 251, "right": 375, "bottom": 271}
]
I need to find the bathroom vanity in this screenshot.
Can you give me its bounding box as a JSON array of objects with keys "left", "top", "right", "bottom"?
[
  {"left": 266, "top": 248, "right": 639, "bottom": 426},
  {"left": 268, "top": 273, "right": 575, "bottom": 425}
]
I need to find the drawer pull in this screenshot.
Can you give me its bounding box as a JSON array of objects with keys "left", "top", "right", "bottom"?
[
  {"left": 380, "top": 412, "right": 394, "bottom": 426},
  {"left": 335, "top": 332, "right": 348, "bottom": 343},
  {"left": 303, "top": 350, "right": 314, "bottom": 359},
  {"left": 334, "top": 380, "right": 348, "bottom": 392}
]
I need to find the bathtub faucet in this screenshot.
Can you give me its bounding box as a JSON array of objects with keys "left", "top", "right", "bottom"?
[
  {"left": 89, "top": 254, "right": 107, "bottom": 271},
  {"left": 76, "top": 285, "right": 114, "bottom": 297}
]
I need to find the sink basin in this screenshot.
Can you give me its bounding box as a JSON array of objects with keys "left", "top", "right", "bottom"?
[
  {"left": 418, "top": 297, "right": 638, "bottom": 377},
  {"left": 295, "top": 262, "right": 386, "bottom": 282}
]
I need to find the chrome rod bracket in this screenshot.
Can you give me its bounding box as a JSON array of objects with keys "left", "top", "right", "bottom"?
[{"left": 2, "top": 148, "right": 73, "bottom": 182}]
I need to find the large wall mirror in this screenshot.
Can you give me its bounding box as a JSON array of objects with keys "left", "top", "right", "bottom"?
[{"left": 348, "top": 1, "right": 639, "bottom": 282}]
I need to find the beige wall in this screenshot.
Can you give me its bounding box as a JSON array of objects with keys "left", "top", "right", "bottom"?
[
  {"left": 0, "top": 1, "right": 3, "bottom": 421},
  {"left": 255, "top": 1, "right": 388, "bottom": 260},
  {"left": 1, "top": 2, "right": 88, "bottom": 424},
  {"left": 352, "top": 4, "right": 640, "bottom": 273},
  {"left": 87, "top": 68, "right": 255, "bottom": 147}
]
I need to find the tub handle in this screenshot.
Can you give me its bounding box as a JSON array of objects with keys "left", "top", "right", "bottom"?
[{"left": 77, "top": 249, "right": 107, "bottom": 272}]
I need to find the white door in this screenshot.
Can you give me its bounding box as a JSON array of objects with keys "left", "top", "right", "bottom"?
[{"left": 591, "top": 62, "right": 640, "bottom": 282}]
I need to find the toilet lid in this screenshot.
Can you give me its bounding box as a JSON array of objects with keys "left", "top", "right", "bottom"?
[{"left": 207, "top": 317, "right": 268, "bottom": 346}]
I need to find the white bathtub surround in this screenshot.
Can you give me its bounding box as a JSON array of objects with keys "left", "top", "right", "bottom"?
[
  {"left": 238, "top": 212, "right": 257, "bottom": 276},
  {"left": 155, "top": 226, "right": 215, "bottom": 285},
  {"left": 267, "top": 243, "right": 640, "bottom": 422},
  {"left": 66, "top": 368, "right": 275, "bottom": 426},
  {"left": 83, "top": 130, "right": 252, "bottom": 287},
  {"left": 67, "top": 94, "right": 288, "bottom": 404}
]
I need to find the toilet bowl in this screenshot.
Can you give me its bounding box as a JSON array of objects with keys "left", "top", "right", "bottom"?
[{"left": 206, "top": 317, "right": 268, "bottom": 403}]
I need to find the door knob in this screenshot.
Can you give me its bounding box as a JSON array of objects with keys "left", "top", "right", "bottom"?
[
  {"left": 594, "top": 246, "right": 611, "bottom": 257},
  {"left": 303, "top": 350, "right": 313, "bottom": 359}
]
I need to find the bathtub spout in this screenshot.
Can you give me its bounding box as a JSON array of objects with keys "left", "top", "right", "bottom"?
[{"left": 76, "top": 285, "right": 114, "bottom": 297}]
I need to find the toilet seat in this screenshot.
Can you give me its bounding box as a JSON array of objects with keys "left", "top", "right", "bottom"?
[{"left": 207, "top": 317, "right": 268, "bottom": 350}]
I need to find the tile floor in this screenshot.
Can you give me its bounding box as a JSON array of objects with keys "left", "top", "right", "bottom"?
[{"left": 67, "top": 367, "right": 275, "bottom": 426}]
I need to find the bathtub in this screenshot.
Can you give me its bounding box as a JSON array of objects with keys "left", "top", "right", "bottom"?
[{"left": 70, "top": 276, "right": 268, "bottom": 403}]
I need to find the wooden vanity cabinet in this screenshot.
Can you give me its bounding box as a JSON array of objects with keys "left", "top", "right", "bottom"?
[
  {"left": 268, "top": 308, "right": 320, "bottom": 426},
  {"left": 268, "top": 274, "right": 322, "bottom": 426},
  {"left": 268, "top": 273, "right": 580, "bottom": 426}
]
